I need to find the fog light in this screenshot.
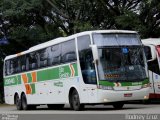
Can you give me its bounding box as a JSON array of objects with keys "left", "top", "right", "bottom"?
[
  {"left": 141, "top": 83, "right": 150, "bottom": 88},
  {"left": 144, "top": 95, "right": 149, "bottom": 99},
  {"left": 104, "top": 98, "right": 109, "bottom": 102}
]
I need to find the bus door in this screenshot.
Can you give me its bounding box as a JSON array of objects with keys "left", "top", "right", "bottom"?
[{"left": 77, "top": 35, "right": 98, "bottom": 103}]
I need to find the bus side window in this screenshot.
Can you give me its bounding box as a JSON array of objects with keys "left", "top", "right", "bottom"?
[
  {"left": 39, "top": 48, "right": 49, "bottom": 68},
  {"left": 5, "top": 60, "right": 10, "bottom": 75},
  {"left": 77, "top": 35, "right": 97, "bottom": 84},
  {"left": 20, "top": 55, "right": 26, "bottom": 71},
  {"left": 144, "top": 46, "right": 152, "bottom": 61},
  {"left": 17, "top": 58, "right": 21, "bottom": 73},
  {"left": 61, "top": 40, "right": 76, "bottom": 63},
  {"left": 49, "top": 44, "right": 61, "bottom": 65},
  {"left": 10, "top": 59, "right": 17, "bottom": 74},
  {"left": 28, "top": 52, "right": 38, "bottom": 70},
  {"left": 148, "top": 60, "right": 160, "bottom": 75}
]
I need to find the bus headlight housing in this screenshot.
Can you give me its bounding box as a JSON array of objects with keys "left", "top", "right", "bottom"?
[
  {"left": 141, "top": 83, "right": 150, "bottom": 88},
  {"left": 99, "top": 85, "right": 114, "bottom": 90}
]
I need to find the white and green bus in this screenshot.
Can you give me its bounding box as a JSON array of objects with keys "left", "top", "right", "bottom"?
[{"left": 3, "top": 30, "right": 149, "bottom": 111}]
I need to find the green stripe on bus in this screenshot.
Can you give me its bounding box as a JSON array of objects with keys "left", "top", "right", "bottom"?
[
  {"left": 30, "top": 83, "right": 35, "bottom": 94},
  {"left": 73, "top": 63, "right": 78, "bottom": 76},
  {"left": 37, "top": 67, "right": 59, "bottom": 82},
  {"left": 99, "top": 80, "right": 114, "bottom": 86},
  {"left": 27, "top": 73, "right": 32, "bottom": 83},
  {"left": 99, "top": 78, "right": 149, "bottom": 87},
  {"left": 17, "top": 75, "right": 21, "bottom": 84},
  {"left": 4, "top": 76, "right": 17, "bottom": 86}
]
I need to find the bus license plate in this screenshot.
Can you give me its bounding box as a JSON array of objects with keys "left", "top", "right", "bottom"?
[{"left": 124, "top": 93, "right": 132, "bottom": 97}]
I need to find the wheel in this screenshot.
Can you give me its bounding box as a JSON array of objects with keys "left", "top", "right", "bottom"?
[
  {"left": 142, "top": 99, "right": 151, "bottom": 104},
  {"left": 112, "top": 102, "right": 124, "bottom": 109},
  {"left": 70, "top": 90, "right": 84, "bottom": 111},
  {"left": 47, "top": 104, "right": 64, "bottom": 110},
  {"left": 21, "top": 94, "right": 35, "bottom": 110},
  {"left": 15, "top": 95, "right": 22, "bottom": 110}
]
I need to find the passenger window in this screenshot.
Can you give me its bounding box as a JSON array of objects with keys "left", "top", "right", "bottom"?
[
  {"left": 20, "top": 55, "right": 26, "bottom": 71},
  {"left": 5, "top": 60, "right": 10, "bottom": 75},
  {"left": 61, "top": 40, "right": 76, "bottom": 63},
  {"left": 49, "top": 44, "right": 61, "bottom": 65},
  {"left": 5, "top": 56, "right": 25, "bottom": 75},
  {"left": 27, "top": 52, "right": 38, "bottom": 70},
  {"left": 10, "top": 59, "right": 18, "bottom": 74},
  {"left": 38, "top": 48, "right": 49, "bottom": 68},
  {"left": 148, "top": 59, "right": 160, "bottom": 75},
  {"left": 144, "top": 46, "right": 152, "bottom": 61},
  {"left": 17, "top": 58, "right": 21, "bottom": 73},
  {"left": 77, "top": 35, "right": 97, "bottom": 84}
]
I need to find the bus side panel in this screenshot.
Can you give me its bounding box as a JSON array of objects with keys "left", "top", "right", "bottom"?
[
  {"left": 152, "top": 72, "right": 160, "bottom": 97},
  {"left": 148, "top": 71, "right": 160, "bottom": 99},
  {"left": 148, "top": 71, "right": 156, "bottom": 94},
  {"left": 26, "top": 63, "right": 80, "bottom": 105},
  {"left": 27, "top": 80, "right": 66, "bottom": 104},
  {"left": 149, "top": 51, "right": 160, "bottom": 99},
  {"left": 4, "top": 84, "right": 25, "bottom": 105}
]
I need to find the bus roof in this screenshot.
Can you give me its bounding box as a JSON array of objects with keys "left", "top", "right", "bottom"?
[
  {"left": 4, "top": 30, "right": 137, "bottom": 60},
  {"left": 142, "top": 38, "right": 160, "bottom": 46}
]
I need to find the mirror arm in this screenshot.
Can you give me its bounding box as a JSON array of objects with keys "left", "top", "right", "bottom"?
[{"left": 93, "top": 59, "right": 98, "bottom": 65}]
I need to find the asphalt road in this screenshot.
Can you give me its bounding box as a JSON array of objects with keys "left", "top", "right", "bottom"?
[
  {"left": 0, "top": 103, "right": 160, "bottom": 114},
  {"left": 0, "top": 103, "right": 160, "bottom": 120}
]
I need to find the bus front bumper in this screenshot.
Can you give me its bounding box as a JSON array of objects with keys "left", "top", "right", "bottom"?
[{"left": 97, "top": 87, "right": 150, "bottom": 103}]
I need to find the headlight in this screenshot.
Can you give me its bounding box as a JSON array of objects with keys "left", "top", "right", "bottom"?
[
  {"left": 141, "top": 83, "right": 150, "bottom": 88},
  {"left": 99, "top": 85, "right": 114, "bottom": 90}
]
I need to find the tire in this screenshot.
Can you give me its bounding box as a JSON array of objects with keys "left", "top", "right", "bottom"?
[
  {"left": 142, "top": 99, "right": 151, "bottom": 104},
  {"left": 70, "top": 90, "right": 84, "bottom": 111},
  {"left": 47, "top": 104, "right": 64, "bottom": 110},
  {"left": 112, "top": 102, "right": 124, "bottom": 109},
  {"left": 15, "top": 95, "right": 22, "bottom": 110},
  {"left": 21, "top": 94, "right": 35, "bottom": 110}
]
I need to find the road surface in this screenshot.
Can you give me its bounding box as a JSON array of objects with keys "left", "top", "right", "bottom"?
[{"left": 0, "top": 103, "right": 160, "bottom": 120}]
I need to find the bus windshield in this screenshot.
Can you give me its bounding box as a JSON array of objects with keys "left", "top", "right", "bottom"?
[
  {"left": 97, "top": 47, "right": 147, "bottom": 82},
  {"left": 93, "top": 33, "right": 146, "bottom": 82}
]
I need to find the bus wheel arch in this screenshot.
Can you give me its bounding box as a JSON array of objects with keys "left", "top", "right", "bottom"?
[
  {"left": 14, "top": 92, "right": 18, "bottom": 104},
  {"left": 69, "top": 87, "right": 76, "bottom": 106},
  {"left": 69, "top": 87, "right": 84, "bottom": 111},
  {"left": 20, "top": 92, "right": 36, "bottom": 110}
]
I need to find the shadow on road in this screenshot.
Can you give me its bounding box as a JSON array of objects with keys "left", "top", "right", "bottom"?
[{"left": 33, "top": 105, "right": 147, "bottom": 111}]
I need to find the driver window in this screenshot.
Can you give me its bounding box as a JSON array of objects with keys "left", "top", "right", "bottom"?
[{"left": 77, "top": 35, "right": 97, "bottom": 84}]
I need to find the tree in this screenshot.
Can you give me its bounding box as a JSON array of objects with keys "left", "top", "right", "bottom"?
[
  {"left": 1, "top": 0, "right": 63, "bottom": 53},
  {"left": 138, "top": 0, "right": 160, "bottom": 38}
]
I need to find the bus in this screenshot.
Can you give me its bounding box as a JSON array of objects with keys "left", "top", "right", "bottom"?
[
  {"left": 3, "top": 30, "right": 149, "bottom": 111},
  {"left": 142, "top": 38, "right": 160, "bottom": 101}
]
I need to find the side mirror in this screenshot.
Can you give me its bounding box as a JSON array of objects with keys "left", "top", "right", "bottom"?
[
  {"left": 144, "top": 45, "right": 156, "bottom": 62},
  {"left": 90, "top": 45, "right": 99, "bottom": 64}
]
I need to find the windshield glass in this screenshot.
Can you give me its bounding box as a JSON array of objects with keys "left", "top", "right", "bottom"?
[{"left": 97, "top": 47, "right": 147, "bottom": 82}]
